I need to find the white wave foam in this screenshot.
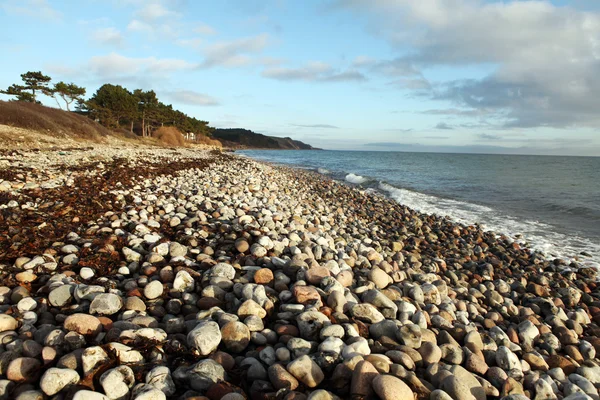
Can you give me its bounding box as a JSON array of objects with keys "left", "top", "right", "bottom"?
[
  {"left": 317, "top": 168, "right": 330, "bottom": 174},
  {"left": 346, "top": 173, "right": 368, "bottom": 184},
  {"left": 379, "top": 182, "right": 600, "bottom": 268}
]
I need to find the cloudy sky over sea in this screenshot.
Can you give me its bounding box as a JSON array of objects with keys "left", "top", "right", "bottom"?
[{"left": 1, "top": 0, "right": 600, "bottom": 155}]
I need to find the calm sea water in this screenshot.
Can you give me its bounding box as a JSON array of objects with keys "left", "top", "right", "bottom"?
[{"left": 239, "top": 150, "right": 600, "bottom": 267}]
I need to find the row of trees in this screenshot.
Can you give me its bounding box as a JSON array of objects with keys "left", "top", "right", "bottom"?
[
  {"left": 0, "top": 71, "right": 86, "bottom": 111},
  {"left": 85, "top": 84, "right": 211, "bottom": 137},
  {"left": 0, "top": 71, "right": 212, "bottom": 138}
]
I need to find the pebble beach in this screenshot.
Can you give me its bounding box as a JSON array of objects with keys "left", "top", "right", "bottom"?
[{"left": 0, "top": 146, "right": 599, "bottom": 400}]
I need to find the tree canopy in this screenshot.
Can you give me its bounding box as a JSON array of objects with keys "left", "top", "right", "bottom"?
[
  {"left": 0, "top": 71, "right": 52, "bottom": 103},
  {"left": 1, "top": 71, "right": 214, "bottom": 139},
  {"left": 85, "top": 84, "right": 138, "bottom": 129},
  {"left": 52, "top": 82, "right": 86, "bottom": 111}
]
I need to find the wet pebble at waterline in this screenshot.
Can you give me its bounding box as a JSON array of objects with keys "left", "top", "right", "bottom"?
[{"left": 0, "top": 147, "right": 599, "bottom": 399}]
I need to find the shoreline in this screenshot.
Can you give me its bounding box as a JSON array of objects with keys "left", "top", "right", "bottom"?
[
  {"left": 0, "top": 146, "right": 599, "bottom": 399},
  {"left": 240, "top": 150, "right": 600, "bottom": 269}
]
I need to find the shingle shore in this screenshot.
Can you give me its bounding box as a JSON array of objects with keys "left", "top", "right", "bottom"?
[{"left": 0, "top": 147, "right": 599, "bottom": 400}]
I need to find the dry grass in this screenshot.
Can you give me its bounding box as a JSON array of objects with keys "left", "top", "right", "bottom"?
[
  {"left": 152, "top": 126, "right": 186, "bottom": 147},
  {"left": 0, "top": 101, "right": 213, "bottom": 151},
  {"left": 196, "top": 134, "right": 223, "bottom": 148},
  {"left": 0, "top": 124, "right": 83, "bottom": 150},
  {"left": 0, "top": 100, "right": 111, "bottom": 140}
]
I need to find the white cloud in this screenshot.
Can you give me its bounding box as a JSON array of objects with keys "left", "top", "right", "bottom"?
[
  {"left": 263, "top": 62, "right": 332, "bottom": 80},
  {"left": 337, "top": 0, "right": 600, "bottom": 128},
  {"left": 91, "top": 27, "right": 124, "bottom": 47},
  {"left": 163, "top": 90, "right": 219, "bottom": 106},
  {"left": 126, "top": 0, "right": 183, "bottom": 37},
  {"left": 352, "top": 55, "right": 376, "bottom": 67},
  {"left": 194, "top": 23, "right": 216, "bottom": 35},
  {"left": 88, "top": 52, "right": 196, "bottom": 79},
  {"left": 262, "top": 62, "right": 366, "bottom": 82},
  {"left": 77, "top": 17, "right": 111, "bottom": 26},
  {"left": 1, "top": 0, "right": 62, "bottom": 21},
  {"left": 136, "top": 2, "right": 179, "bottom": 21},
  {"left": 176, "top": 38, "right": 203, "bottom": 48},
  {"left": 200, "top": 34, "right": 270, "bottom": 68},
  {"left": 126, "top": 19, "right": 181, "bottom": 39},
  {"left": 127, "top": 19, "right": 152, "bottom": 32}
]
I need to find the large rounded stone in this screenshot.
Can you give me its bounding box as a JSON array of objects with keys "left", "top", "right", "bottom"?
[
  {"left": 418, "top": 341, "right": 442, "bottom": 365},
  {"left": 221, "top": 321, "right": 250, "bottom": 353},
  {"left": 173, "top": 270, "right": 195, "bottom": 292},
  {"left": 398, "top": 324, "right": 422, "bottom": 348},
  {"left": 235, "top": 239, "right": 250, "bottom": 253},
  {"left": 145, "top": 366, "right": 176, "bottom": 396},
  {"left": 82, "top": 346, "right": 110, "bottom": 376},
  {"left": 72, "top": 390, "right": 110, "bottom": 400},
  {"left": 7, "top": 358, "right": 41, "bottom": 383},
  {"left": 144, "top": 281, "right": 163, "bottom": 300},
  {"left": 237, "top": 299, "right": 266, "bottom": 319},
  {"left": 0, "top": 315, "right": 18, "bottom": 332},
  {"left": 40, "top": 368, "right": 80, "bottom": 396},
  {"left": 254, "top": 268, "right": 274, "bottom": 285},
  {"left": 440, "top": 375, "right": 475, "bottom": 400},
  {"left": 305, "top": 266, "right": 330, "bottom": 285},
  {"left": 268, "top": 364, "right": 299, "bottom": 390},
  {"left": 447, "top": 365, "right": 486, "bottom": 400},
  {"left": 187, "top": 359, "right": 225, "bottom": 391},
  {"left": 373, "top": 374, "right": 414, "bottom": 400},
  {"left": 187, "top": 321, "right": 221, "bottom": 356},
  {"left": 351, "top": 361, "right": 379, "bottom": 398},
  {"left": 350, "top": 304, "right": 385, "bottom": 324},
  {"left": 287, "top": 355, "right": 324, "bottom": 388},
  {"left": 90, "top": 293, "right": 123, "bottom": 315},
  {"left": 297, "top": 311, "right": 330, "bottom": 340},
  {"left": 100, "top": 366, "right": 135, "bottom": 400},
  {"left": 496, "top": 346, "right": 522, "bottom": 371},
  {"left": 293, "top": 285, "right": 322, "bottom": 307},
  {"left": 131, "top": 383, "right": 167, "bottom": 400},
  {"left": 64, "top": 314, "right": 102, "bottom": 336},
  {"left": 369, "top": 267, "right": 391, "bottom": 289},
  {"left": 49, "top": 285, "right": 74, "bottom": 307}
]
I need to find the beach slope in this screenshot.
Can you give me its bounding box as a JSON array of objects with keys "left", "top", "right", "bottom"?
[{"left": 0, "top": 145, "right": 598, "bottom": 399}]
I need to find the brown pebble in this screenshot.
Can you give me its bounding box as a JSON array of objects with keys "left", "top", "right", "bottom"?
[
  {"left": 351, "top": 360, "right": 379, "bottom": 398},
  {"left": 210, "top": 351, "right": 235, "bottom": 371},
  {"left": 547, "top": 355, "right": 577, "bottom": 374},
  {"left": 96, "top": 316, "right": 113, "bottom": 331},
  {"left": 235, "top": 239, "right": 249, "bottom": 253},
  {"left": 127, "top": 288, "right": 143, "bottom": 298},
  {"left": 292, "top": 285, "right": 322, "bottom": 307},
  {"left": 305, "top": 266, "right": 331, "bottom": 285},
  {"left": 268, "top": 363, "right": 299, "bottom": 390},
  {"left": 64, "top": 313, "right": 103, "bottom": 336},
  {"left": 564, "top": 345, "right": 584, "bottom": 363},
  {"left": 254, "top": 268, "right": 274, "bottom": 285},
  {"left": 15, "top": 271, "right": 37, "bottom": 283},
  {"left": 276, "top": 325, "right": 299, "bottom": 337},
  {"left": 142, "top": 265, "right": 157, "bottom": 276},
  {"left": 206, "top": 382, "right": 235, "bottom": 400}
]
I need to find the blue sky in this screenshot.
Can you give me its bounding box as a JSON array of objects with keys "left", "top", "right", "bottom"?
[{"left": 1, "top": 0, "right": 600, "bottom": 155}]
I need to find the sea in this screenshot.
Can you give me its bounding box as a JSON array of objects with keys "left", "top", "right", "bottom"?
[{"left": 239, "top": 150, "right": 600, "bottom": 269}]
